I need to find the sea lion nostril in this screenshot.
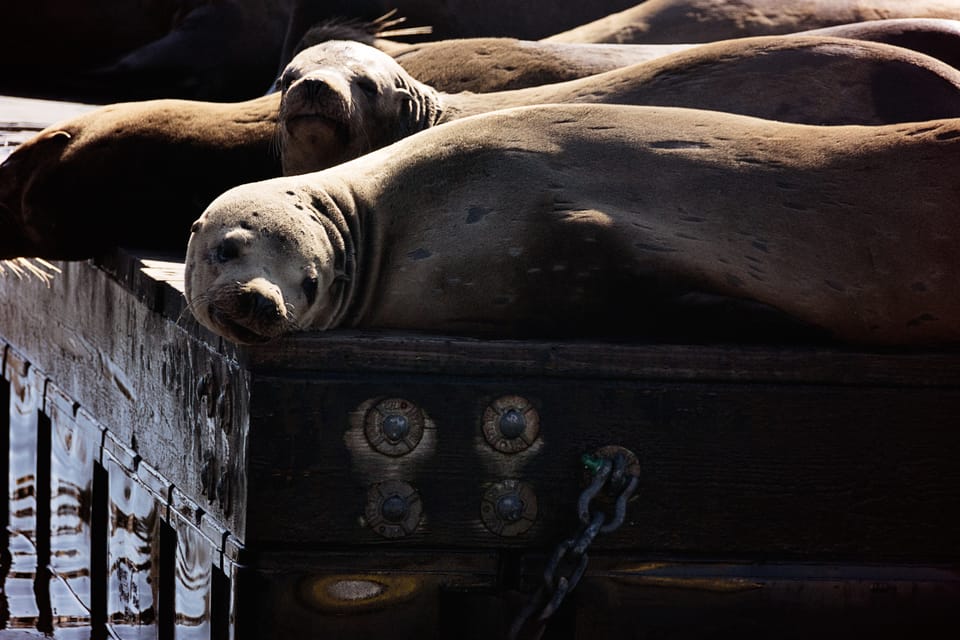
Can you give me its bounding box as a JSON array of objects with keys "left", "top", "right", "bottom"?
[
  {"left": 304, "top": 77, "right": 333, "bottom": 101},
  {"left": 241, "top": 290, "right": 281, "bottom": 320}
]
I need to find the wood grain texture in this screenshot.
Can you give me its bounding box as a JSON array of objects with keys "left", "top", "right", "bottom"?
[
  {"left": 3, "top": 249, "right": 960, "bottom": 562},
  {"left": 0, "top": 257, "right": 249, "bottom": 535}
]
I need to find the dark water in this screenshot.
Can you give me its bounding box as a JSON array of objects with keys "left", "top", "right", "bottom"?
[{"left": 2, "top": 361, "right": 221, "bottom": 640}]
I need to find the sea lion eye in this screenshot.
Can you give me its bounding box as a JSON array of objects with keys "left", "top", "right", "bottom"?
[
  {"left": 356, "top": 77, "right": 379, "bottom": 96},
  {"left": 301, "top": 275, "right": 319, "bottom": 305}
]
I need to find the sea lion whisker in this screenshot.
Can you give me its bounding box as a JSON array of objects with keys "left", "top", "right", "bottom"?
[
  {"left": 270, "top": 125, "right": 284, "bottom": 160},
  {"left": 0, "top": 258, "right": 60, "bottom": 286},
  {"left": 177, "top": 291, "right": 214, "bottom": 326}
]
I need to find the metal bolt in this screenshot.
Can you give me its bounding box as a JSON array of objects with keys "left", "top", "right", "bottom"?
[
  {"left": 496, "top": 493, "right": 524, "bottom": 522},
  {"left": 482, "top": 396, "right": 540, "bottom": 453},
  {"left": 481, "top": 480, "right": 538, "bottom": 537},
  {"left": 382, "top": 414, "right": 409, "bottom": 442},
  {"left": 365, "top": 480, "right": 423, "bottom": 539},
  {"left": 381, "top": 495, "right": 409, "bottom": 522},
  {"left": 499, "top": 409, "right": 526, "bottom": 439},
  {"left": 363, "top": 398, "right": 425, "bottom": 456}
]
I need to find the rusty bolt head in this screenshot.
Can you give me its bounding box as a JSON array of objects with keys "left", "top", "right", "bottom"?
[
  {"left": 365, "top": 480, "right": 423, "bottom": 539},
  {"left": 482, "top": 396, "right": 540, "bottom": 453},
  {"left": 364, "top": 398, "right": 425, "bottom": 456},
  {"left": 480, "top": 479, "right": 538, "bottom": 537}
]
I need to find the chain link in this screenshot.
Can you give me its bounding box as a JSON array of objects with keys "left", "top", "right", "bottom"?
[{"left": 508, "top": 451, "right": 640, "bottom": 640}]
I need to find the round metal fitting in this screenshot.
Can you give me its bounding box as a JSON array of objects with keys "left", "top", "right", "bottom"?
[
  {"left": 482, "top": 395, "right": 540, "bottom": 453},
  {"left": 365, "top": 480, "right": 422, "bottom": 539},
  {"left": 581, "top": 445, "right": 642, "bottom": 503},
  {"left": 363, "top": 398, "right": 425, "bottom": 456},
  {"left": 480, "top": 479, "right": 538, "bottom": 537}
]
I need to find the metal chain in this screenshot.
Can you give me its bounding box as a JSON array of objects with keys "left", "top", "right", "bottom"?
[{"left": 508, "top": 451, "right": 640, "bottom": 640}]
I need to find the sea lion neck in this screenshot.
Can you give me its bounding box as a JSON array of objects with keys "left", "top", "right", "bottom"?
[
  {"left": 396, "top": 73, "right": 445, "bottom": 134},
  {"left": 300, "top": 177, "right": 366, "bottom": 330}
]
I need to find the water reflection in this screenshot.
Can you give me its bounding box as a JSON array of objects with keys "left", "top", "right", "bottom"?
[
  {"left": 107, "top": 453, "right": 161, "bottom": 639},
  {"left": 5, "top": 363, "right": 42, "bottom": 632},
  {"left": 49, "top": 397, "right": 95, "bottom": 631},
  {"left": 2, "top": 366, "right": 230, "bottom": 639},
  {"left": 174, "top": 517, "right": 212, "bottom": 639}
]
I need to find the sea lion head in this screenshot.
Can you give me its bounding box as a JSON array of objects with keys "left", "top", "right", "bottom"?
[
  {"left": 277, "top": 39, "right": 441, "bottom": 175},
  {"left": 184, "top": 181, "right": 354, "bottom": 344}
]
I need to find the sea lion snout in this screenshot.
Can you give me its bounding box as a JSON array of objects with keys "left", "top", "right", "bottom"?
[
  {"left": 205, "top": 277, "right": 292, "bottom": 344},
  {"left": 284, "top": 70, "right": 352, "bottom": 123},
  {"left": 237, "top": 279, "right": 285, "bottom": 322}
]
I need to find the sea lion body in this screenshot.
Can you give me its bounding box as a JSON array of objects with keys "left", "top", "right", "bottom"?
[
  {"left": 544, "top": 0, "right": 960, "bottom": 43},
  {"left": 185, "top": 104, "right": 960, "bottom": 347},
  {"left": 387, "top": 18, "right": 960, "bottom": 92},
  {"left": 9, "top": 32, "right": 960, "bottom": 260},
  {"left": 279, "top": 36, "right": 960, "bottom": 174},
  {"left": 390, "top": 38, "right": 692, "bottom": 93},
  {"left": 0, "top": 94, "right": 281, "bottom": 259}
]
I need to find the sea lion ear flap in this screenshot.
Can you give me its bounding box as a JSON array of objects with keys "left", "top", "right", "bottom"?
[
  {"left": 396, "top": 78, "right": 440, "bottom": 138},
  {"left": 397, "top": 89, "right": 421, "bottom": 136},
  {"left": 43, "top": 130, "right": 72, "bottom": 145}
]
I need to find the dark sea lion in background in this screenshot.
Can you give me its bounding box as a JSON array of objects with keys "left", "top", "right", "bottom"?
[
  {"left": 0, "top": 0, "right": 637, "bottom": 103},
  {"left": 0, "top": 95, "right": 281, "bottom": 260},
  {"left": 544, "top": 0, "right": 960, "bottom": 43},
  {"left": 184, "top": 103, "right": 960, "bottom": 347},
  {"left": 278, "top": 36, "right": 960, "bottom": 175},
  {"left": 1, "top": 0, "right": 298, "bottom": 103}
]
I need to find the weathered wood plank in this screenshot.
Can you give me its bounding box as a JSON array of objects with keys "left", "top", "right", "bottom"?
[
  {"left": 245, "top": 332, "right": 960, "bottom": 387},
  {"left": 244, "top": 371, "right": 960, "bottom": 559},
  {"left": 0, "top": 258, "right": 249, "bottom": 536},
  {"left": 101, "top": 249, "right": 960, "bottom": 387},
  {"left": 237, "top": 551, "right": 960, "bottom": 640}
]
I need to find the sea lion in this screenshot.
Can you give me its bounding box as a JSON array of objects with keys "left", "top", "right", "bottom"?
[
  {"left": 544, "top": 0, "right": 960, "bottom": 44},
  {"left": 803, "top": 18, "right": 960, "bottom": 72},
  {"left": 1, "top": 0, "right": 299, "bottom": 103},
  {"left": 183, "top": 103, "right": 960, "bottom": 347},
  {"left": 0, "top": 94, "right": 281, "bottom": 260},
  {"left": 1, "top": 0, "right": 639, "bottom": 103},
  {"left": 383, "top": 18, "right": 960, "bottom": 92},
  {"left": 277, "top": 36, "right": 960, "bottom": 175},
  {"left": 285, "top": 16, "right": 691, "bottom": 93},
  {"left": 7, "top": 32, "right": 960, "bottom": 261}
]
